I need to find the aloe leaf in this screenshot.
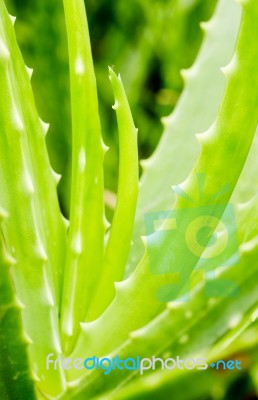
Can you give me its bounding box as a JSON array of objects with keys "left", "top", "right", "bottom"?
[
  {"left": 5, "top": 0, "right": 72, "bottom": 215},
  {"left": 0, "top": 1, "right": 66, "bottom": 395},
  {"left": 232, "top": 127, "right": 258, "bottom": 202},
  {"left": 87, "top": 68, "right": 139, "bottom": 321},
  {"left": 69, "top": 0, "right": 258, "bottom": 382},
  {"left": 62, "top": 228, "right": 258, "bottom": 398},
  {"left": 0, "top": 209, "right": 37, "bottom": 400},
  {"left": 0, "top": 1, "right": 67, "bottom": 305},
  {"left": 62, "top": 191, "right": 258, "bottom": 398},
  {"left": 60, "top": 0, "right": 106, "bottom": 353},
  {"left": 97, "top": 369, "right": 237, "bottom": 400},
  {"left": 127, "top": 0, "right": 242, "bottom": 275},
  {"left": 107, "top": 306, "right": 258, "bottom": 400}
]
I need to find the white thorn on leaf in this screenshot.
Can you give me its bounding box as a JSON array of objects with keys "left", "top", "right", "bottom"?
[
  {"left": 221, "top": 55, "right": 238, "bottom": 77},
  {"left": 195, "top": 132, "right": 207, "bottom": 145},
  {"left": 161, "top": 116, "right": 170, "bottom": 127},
  {"left": 25, "top": 65, "right": 33, "bottom": 78},
  {"left": 39, "top": 118, "right": 50, "bottom": 135},
  {"left": 200, "top": 21, "right": 208, "bottom": 32},
  {"left": 80, "top": 319, "right": 98, "bottom": 332},
  {"left": 23, "top": 332, "right": 33, "bottom": 345},
  {"left": 114, "top": 280, "right": 128, "bottom": 292},
  {"left": 31, "top": 372, "right": 40, "bottom": 382},
  {"left": 108, "top": 66, "right": 115, "bottom": 79},
  {"left": 51, "top": 169, "right": 61, "bottom": 185},
  {"left": 9, "top": 14, "right": 16, "bottom": 25},
  {"left": 112, "top": 101, "right": 119, "bottom": 110},
  {"left": 180, "top": 68, "right": 192, "bottom": 82},
  {"left": 140, "top": 158, "right": 153, "bottom": 171},
  {"left": 200, "top": 20, "right": 214, "bottom": 33},
  {"left": 102, "top": 141, "right": 109, "bottom": 153},
  {"left": 62, "top": 215, "right": 70, "bottom": 229},
  {"left": 195, "top": 125, "right": 214, "bottom": 145},
  {"left": 14, "top": 295, "right": 25, "bottom": 310}
]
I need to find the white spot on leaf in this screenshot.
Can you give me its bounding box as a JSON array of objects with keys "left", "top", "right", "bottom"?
[
  {"left": 78, "top": 148, "right": 86, "bottom": 172},
  {"left": 13, "top": 106, "right": 24, "bottom": 131},
  {"left": 72, "top": 233, "right": 82, "bottom": 255},
  {"left": 75, "top": 56, "right": 85, "bottom": 75},
  {"left": 228, "top": 313, "right": 242, "bottom": 329},
  {"left": 24, "top": 170, "right": 34, "bottom": 195},
  {"left": 0, "top": 39, "right": 10, "bottom": 61}
]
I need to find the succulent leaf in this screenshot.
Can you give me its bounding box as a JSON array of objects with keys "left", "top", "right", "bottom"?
[
  {"left": 0, "top": 0, "right": 66, "bottom": 395},
  {"left": 60, "top": 0, "right": 106, "bottom": 354},
  {"left": 127, "top": 0, "right": 242, "bottom": 275},
  {"left": 87, "top": 68, "right": 139, "bottom": 321},
  {"left": 0, "top": 209, "right": 37, "bottom": 400},
  {"left": 70, "top": 0, "right": 258, "bottom": 383}
]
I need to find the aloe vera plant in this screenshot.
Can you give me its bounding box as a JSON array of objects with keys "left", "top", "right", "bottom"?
[{"left": 0, "top": 0, "right": 258, "bottom": 399}]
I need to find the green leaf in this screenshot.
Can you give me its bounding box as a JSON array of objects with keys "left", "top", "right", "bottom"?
[
  {"left": 68, "top": 0, "right": 258, "bottom": 385},
  {"left": 127, "top": 0, "right": 242, "bottom": 275},
  {"left": 0, "top": 1, "right": 66, "bottom": 395},
  {"left": 60, "top": 0, "right": 106, "bottom": 354},
  {"left": 0, "top": 209, "right": 37, "bottom": 400},
  {"left": 87, "top": 68, "right": 139, "bottom": 321},
  {"left": 59, "top": 194, "right": 258, "bottom": 398}
]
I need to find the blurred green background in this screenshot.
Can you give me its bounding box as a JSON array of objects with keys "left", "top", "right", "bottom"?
[
  {"left": 3, "top": 1, "right": 257, "bottom": 398},
  {"left": 4, "top": 0, "right": 216, "bottom": 216}
]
